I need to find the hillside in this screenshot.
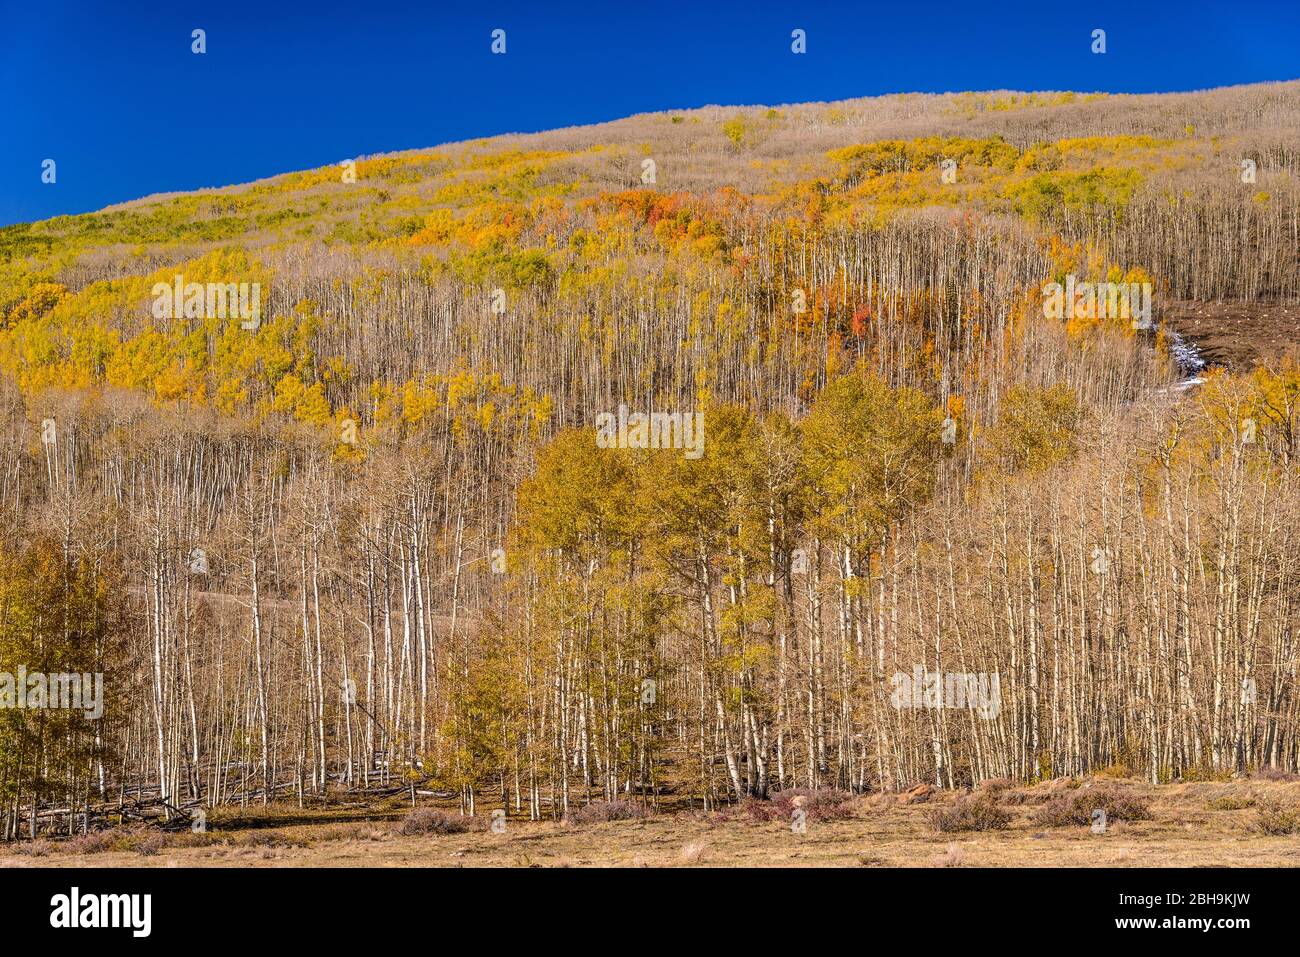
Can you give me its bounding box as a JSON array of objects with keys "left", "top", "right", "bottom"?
[{"left": 0, "top": 81, "right": 1298, "bottom": 842}]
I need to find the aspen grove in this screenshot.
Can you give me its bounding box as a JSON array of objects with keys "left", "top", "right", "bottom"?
[{"left": 0, "top": 81, "right": 1297, "bottom": 833}]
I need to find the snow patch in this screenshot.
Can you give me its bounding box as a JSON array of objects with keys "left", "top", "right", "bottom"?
[{"left": 1167, "top": 330, "right": 1206, "bottom": 376}]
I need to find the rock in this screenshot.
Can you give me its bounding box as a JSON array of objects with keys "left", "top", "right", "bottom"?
[{"left": 899, "top": 783, "right": 934, "bottom": 805}]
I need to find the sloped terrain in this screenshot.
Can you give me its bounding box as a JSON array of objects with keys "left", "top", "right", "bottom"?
[{"left": 0, "top": 82, "right": 1298, "bottom": 854}]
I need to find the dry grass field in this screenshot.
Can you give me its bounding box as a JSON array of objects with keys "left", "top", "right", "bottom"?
[{"left": 5, "top": 777, "right": 1299, "bottom": 868}]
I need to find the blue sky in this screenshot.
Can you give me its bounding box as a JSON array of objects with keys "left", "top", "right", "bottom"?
[{"left": 2, "top": 0, "right": 1297, "bottom": 227}]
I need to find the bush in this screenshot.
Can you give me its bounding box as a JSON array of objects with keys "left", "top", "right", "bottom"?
[
  {"left": 64, "top": 830, "right": 120, "bottom": 855},
  {"left": 30, "top": 825, "right": 204, "bottom": 856},
  {"left": 929, "top": 795, "right": 1012, "bottom": 833},
  {"left": 1094, "top": 763, "right": 1134, "bottom": 779},
  {"left": 1180, "top": 766, "right": 1234, "bottom": 783},
  {"left": 741, "top": 788, "right": 856, "bottom": 823},
  {"left": 1252, "top": 766, "right": 1300, "bottom": 783},
  {"left": 227, "top": 829, "right": 309, "bottom": 848},
  {"left": 1207, "top": 795, "right": 1255, "bottom": 811},
  {"left": 134, "top": 833, "right": 167, "bottom": 856},
  {"left": 1033, "top": 787, "right": 1151, "bottom": 827},
  {"left": 398, "top": 808, "right": 471, "bottom": 835},
  {"left": 12, "top": 839, "right": 55, "bottom": 857},
  {"left": 1255, "top": 802, "right": 1300, "bottom": 835},
  {"left": 564, "top": 800, "right": 650, "bottom": 825},
  {"left": 316, "top": 824, "right": 389, "bottom": 843}
]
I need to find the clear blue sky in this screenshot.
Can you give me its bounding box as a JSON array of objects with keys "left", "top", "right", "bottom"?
[{"left": 3, "top": 0, "right": 1297, "bottom": 227}]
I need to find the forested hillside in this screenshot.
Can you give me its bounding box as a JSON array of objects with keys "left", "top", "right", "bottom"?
[{"left": 1, "top": 81, "right": 1298, "bottom": 833}]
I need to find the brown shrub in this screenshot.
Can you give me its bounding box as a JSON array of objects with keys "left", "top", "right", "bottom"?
[
  {"left": 1255, "top": 801, "right": 1300, "bottom": 835},
  {"left": 1094, "top": 763, "right": 1135, "bottom": 779},
  {"left": 1180, "top": 766, "right": 1234, "bottom": 783},
  {"left": 134, "top": 833, "right": 167, "bottom": 856},
  {"left": 398, "top": 808, "right": 472, "bottom": 835},
  {"left": 12, "top": 839, "right": 55, "bottom": 857},
  {"left": 28, "top": 825, "right": 204, "bottom": 857},
  {"left": 1005, "top": 777, "right": 1081, "bottom": 806},
  {"left": 1033, "top": 787, "right": 1152, "bottom": 827},
  {"left": 317, "top": 824, "right": 389, "bottom": 843},
  {"left": 1207, "top": 795, "right": 1255, "bottom": 811},
  {"left": 928, "top": 794, "right": 1012, "bottom": 833},
  {"left": 1252, "top": 766, "right": 1300, "bottom": 783},
  {"left": 225, "top": 828, "right": 311, "bottom": 847},
  {"left": 64, "top": 830, "right": 121, "bottom": 855},
  {"left": 564, "top": 800, "right": 650, "bottom": 825}
]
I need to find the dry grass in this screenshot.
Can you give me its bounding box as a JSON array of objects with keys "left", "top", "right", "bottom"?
[
  {"left": 5, "top": 777, "right": 1300, "bottom": 868},
  {"left": 931, "top": 843, "right": 966, "bottom": 867}
]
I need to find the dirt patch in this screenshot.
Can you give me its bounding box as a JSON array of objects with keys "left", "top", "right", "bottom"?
[{"left": 1164, "top": 300, "right": 1300, "bottom": 371}]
